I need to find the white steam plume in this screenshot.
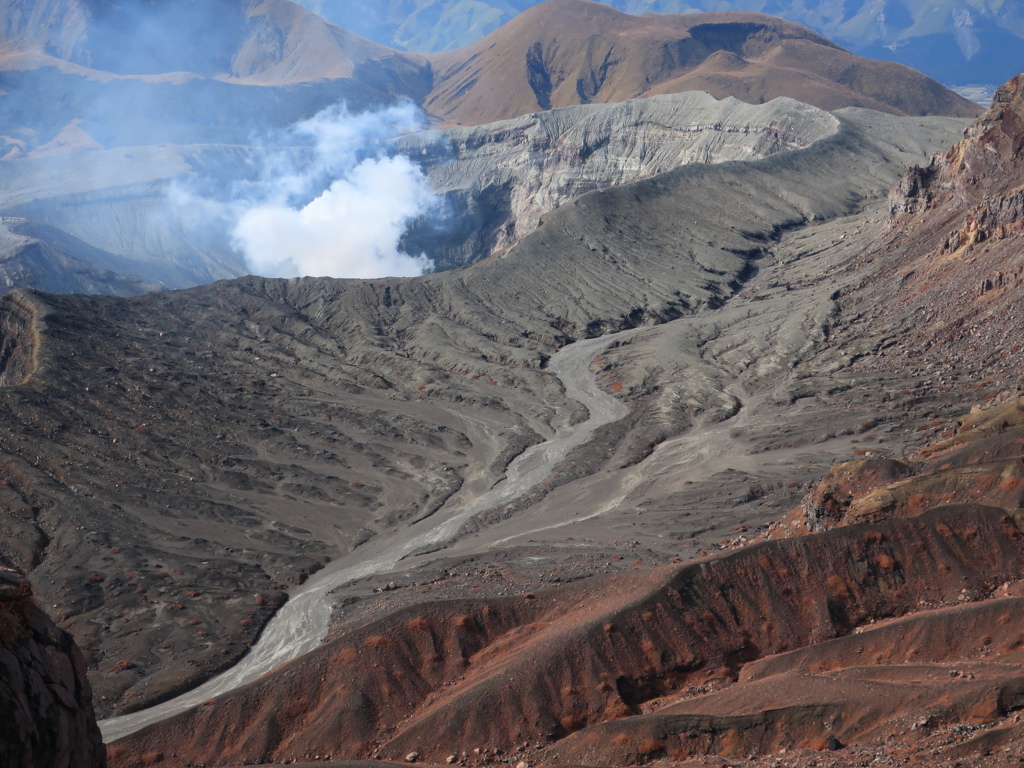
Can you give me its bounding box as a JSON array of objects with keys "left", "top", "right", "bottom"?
[{"left": 224, "top": 102, "right": 436, "bottom": 279}]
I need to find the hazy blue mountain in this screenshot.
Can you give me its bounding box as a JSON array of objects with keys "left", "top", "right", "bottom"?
[{"left": 293, "top": 0, "right": 1024, "bottom": 85}]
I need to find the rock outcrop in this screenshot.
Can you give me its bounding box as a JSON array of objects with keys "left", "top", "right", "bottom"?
[
  {"left": 422, "top": 0, "right": 981, "bottom": 125},
  {"left": 0, "top": 566, "right": 106, "bottom": 768}
]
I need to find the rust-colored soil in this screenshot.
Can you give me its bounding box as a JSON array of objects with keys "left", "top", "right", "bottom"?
[
  {"left": 107, "top": 76, "right": 1024, "bottom": 768},
  {"left": 111, "top": 505, "right": 1024, "bottom": 767}
]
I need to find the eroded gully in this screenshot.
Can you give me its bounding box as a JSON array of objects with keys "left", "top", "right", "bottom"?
[{"left": 100, "top": 329, "right": 639, "bottom": 742}]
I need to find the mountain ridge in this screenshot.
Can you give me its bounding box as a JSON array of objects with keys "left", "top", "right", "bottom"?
[
  {"left": 419, "top": 0, "right": 982, "bottom": 124},
  {"left": 0, "top": 0, "right": 979, "bottom": 301},
  {"left": 290, "top": 0, "right": 1024, "bottom": 87}
]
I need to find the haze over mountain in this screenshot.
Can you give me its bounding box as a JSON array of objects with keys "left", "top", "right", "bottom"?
[
  {"left": 399, "top": 92, "right": 842, "bottom": 269},
  {"left": 0, "top": 0, "right": 978, "bottom": 296},
  {"left": 294, "top": 0, "right": 1024, "bottom": 87}
]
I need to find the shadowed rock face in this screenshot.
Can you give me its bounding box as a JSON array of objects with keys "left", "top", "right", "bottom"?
[
  {"left": 0, "top": 291, "right": 39, "bottom": 387},
  {"left": 0, "top": 567, "right": 106, "bottom": 768}
]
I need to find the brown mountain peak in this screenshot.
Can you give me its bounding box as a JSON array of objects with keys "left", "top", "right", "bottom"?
[{"left": 422, "top": 1, "right": 979, "bottom": 126}]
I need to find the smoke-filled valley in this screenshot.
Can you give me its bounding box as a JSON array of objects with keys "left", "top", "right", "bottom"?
[{"left": 3, "top": 2, "right": 1024, "bottom": 768}]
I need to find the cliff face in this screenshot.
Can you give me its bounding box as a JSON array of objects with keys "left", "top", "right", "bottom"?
[
  {"left": 400, "top": 92, "right": 840, "bottom": 269},
  {"left": 891, "top": 73, "right": 1024, "bottom": 216},
  {"left": 0, "top": 567, "right": 106, "bottom": 768}
]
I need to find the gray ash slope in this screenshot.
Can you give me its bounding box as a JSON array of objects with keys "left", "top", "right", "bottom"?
[
  {"left": 398, "top": 92, "right": 840, "bottom": 270},
  {"left": 0, "top": 107, "right": 965, "bottom": 718},
  {"left": 0, "top": 93, "right": 838, "bottom": 292}
]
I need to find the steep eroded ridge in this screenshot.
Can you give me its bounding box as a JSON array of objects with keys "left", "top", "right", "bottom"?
[
  {"left": 400, "top": 93, "right": 840, "bottom": 269},
  {"left": 847, "top": 74, "right": 1024, "bottom": 387}
]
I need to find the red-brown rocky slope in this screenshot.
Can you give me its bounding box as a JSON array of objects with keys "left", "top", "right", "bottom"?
[
  {"left": 111, "top": 503, "right": 1024, "bottom": 766},
  {"left": 106, "top": 75, "right": 1024, "bottom": 768},
  {"left": 777, "top": 393, "right": 1024, "bottom": 534},
  {"left": 760, "top": 73, "right": 1024, "bottom": 539},
  {"left": 422, "top": 0, "right": 980, "bottom": 125}
]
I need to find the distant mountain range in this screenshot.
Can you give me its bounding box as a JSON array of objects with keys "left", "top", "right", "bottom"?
[{"left": 294, "top": 0, "right": 1024, "bottom": 86}]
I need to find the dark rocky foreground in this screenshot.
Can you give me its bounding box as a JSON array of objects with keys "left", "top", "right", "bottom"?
[{"left": 0, "top": 567, "right": 105, "bottom": 768}]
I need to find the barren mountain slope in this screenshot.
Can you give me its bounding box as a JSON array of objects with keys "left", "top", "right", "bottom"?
[
  {"left": 838, "top": 74, "right": 1024, "bottom": 393},
  {"left": 113, "top": 506, "right": 1024, "bottom": 767},
  {"left": 104, "top": 76, "right": 1024, "bottom": 768},
  {"left": 399, "top": 92, "right": 840, "bottom": 268},
  {"left": 0, "top": 0, "right": 979, "bottom": 295},
  {"left": 292, "top": 0, "right": 1024, "bottom": 87},
  {"left": 760, "top": 75, "right": 1024, "bottom": 535},
  {"left": 0, "top": 0, "right": 431, "bottom": 162},
  {"left": 422, "top": 0, "right": 980, "bottom": 125},
  {"left": 0, "top": 218, "right": 159, "bottom": 295},
  {"left": 0, "top": 106, "right": 963, "bottom": 724},
  {"left": 0, "top": 92, "right": 836, "bottom": 291},
  {"left": 0, "top": 145, "right": 256, "bottom": 290}
]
